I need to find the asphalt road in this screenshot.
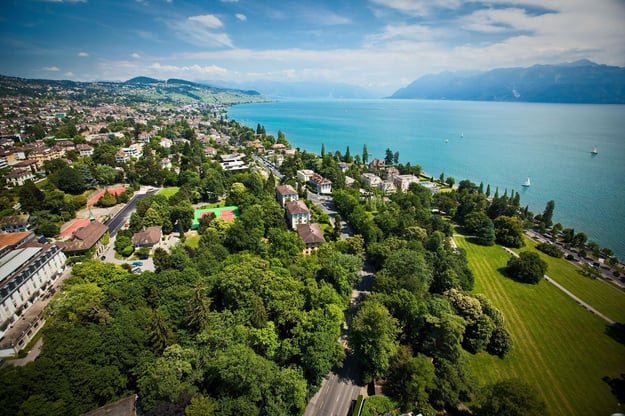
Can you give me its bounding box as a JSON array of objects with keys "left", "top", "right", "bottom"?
[
  {"left": 106, "top": 188, "right": 158, "bottom": 237},
  {"left": 303, "top": 193, "right": 373, "bottom": 416}
]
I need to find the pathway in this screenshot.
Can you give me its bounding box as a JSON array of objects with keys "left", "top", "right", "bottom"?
[{"left": 500, "top": 246, "right": 615, "bottom": 325}]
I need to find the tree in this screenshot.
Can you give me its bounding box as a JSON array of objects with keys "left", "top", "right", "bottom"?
[
  {"left": 506, "top": 251, "right": 547, "bottom": 284},
  {"left": 98, "top": 190, "right": 117, "bottom": 207},
  {"left": 18, "top": 180, "right": 45, "bottom": 213},
  {"left": 473, "top": 379, "right": 547, "bottom": 416},
  {"left": 349, "top": 299, "right": 400, "bottom": 382},
  {"left": 384, "top": 148, "right": 393, "bottom": 165},
  {"left": 321, "top": 143, "right": 325, "bottom": 157},
  {"left": 464, "top": 211, "right": 495, "bottom": 246},
  {"left": 362, "top": 143, "right": 369, "bottom": 164},
  {"left": 494, "top": 215, "right": 524, "bottom": 248},
  {"left": 387, "top": 346, "right": 436, "bottom": 411},
  {"left": 542, "top": 200, "right": 555, "bottom": 228},
  {"left": 445, "top": 176, "right": 455, "bottom": 188}
]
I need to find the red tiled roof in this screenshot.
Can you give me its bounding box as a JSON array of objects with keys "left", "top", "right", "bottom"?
[
  {"left": 286, "top": 200, "right": 310, "bottom": 215},
  {"left": 296, "top": 223, "right": 325, "bottom": 245}
]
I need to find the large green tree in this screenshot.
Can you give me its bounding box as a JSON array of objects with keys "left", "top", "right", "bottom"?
[
  {"left": 349, "top": 299, "right": 400, "bottom": 382},
  {"left": 506, "top": 251, "right": 548, "bottom": 284}
]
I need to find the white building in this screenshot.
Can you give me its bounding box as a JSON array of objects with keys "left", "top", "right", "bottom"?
[
  {"left": 0, "top": 233, "right": 66, "bottom": 357},
  {"left": 285, "top": 200, "right": 311, "bottom": 229},
  {"left": 296, "top": 169, "right": 315, "bottom": 183},
  {"left": 393, "top": 174, "right": 420, "bottom": 192},
  {"left": 361, "top": 173, "right": 382, "bottom": 188}
]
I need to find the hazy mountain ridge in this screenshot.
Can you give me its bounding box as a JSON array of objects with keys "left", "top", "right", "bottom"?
[
  {"left": 391, "top": 60, "right": 625, "bottom": 104},
  {"left": 0, "top": 74, "right": 266, "bottom": 105},
  {"left": 200, "top": 79, "right": 379, "bottom": 99}
]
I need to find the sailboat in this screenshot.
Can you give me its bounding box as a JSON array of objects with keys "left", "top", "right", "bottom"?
[
  {"left": 591, "top": 147, "right": 598, "bottom": 155},
  {"left": 522, "top": 177, "right": 531, "bottom": 187}
]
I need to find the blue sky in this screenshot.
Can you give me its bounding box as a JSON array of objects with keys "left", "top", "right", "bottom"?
[{"left": 2, "top": 0, "right": 624, "bottom": 94}]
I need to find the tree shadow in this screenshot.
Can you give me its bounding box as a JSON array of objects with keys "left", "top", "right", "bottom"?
[
  {"left": 602, "top": 373, "right": 625, "bottom": 404},
  {"left": 605, "top": 322, "right": 625, "bottom": 346},
  {"left": 332, "top": 350, "right": 364, "bottom": 386}
]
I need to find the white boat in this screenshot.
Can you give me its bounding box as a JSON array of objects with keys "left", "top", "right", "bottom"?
[
  {"left": 522, "top": 177, "right": 531, "bottom": 187},
  {"left": 591, "top": 147, "right": 598, "bottom": 155}
]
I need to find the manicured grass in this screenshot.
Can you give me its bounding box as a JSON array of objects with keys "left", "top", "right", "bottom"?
[
  {"left": 185, "top": 234, "right": 201, "bottom": 249},
  {"left": 516, "top": 238, "right": 625, "bottom": 323},
  {"left": 159, "top": 187, "right": 180, "bottom": 198},
  {"left": 455, "top": 235, "right": 625, "bottom": 416}
]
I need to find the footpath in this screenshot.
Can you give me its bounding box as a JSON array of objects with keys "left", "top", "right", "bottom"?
[{"left": 501, "top": 246, "right": 615, "bottom": 325}]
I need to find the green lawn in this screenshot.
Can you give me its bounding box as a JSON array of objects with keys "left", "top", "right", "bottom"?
[
  {"left": 515, "top": 238, "right": 625, "bottom": 323},
  {"left": 185, "top": 234, "right": 201, "bottom": 249},
  {"left": 455, "top": 235, "right": 625, "bottom": 416},
  {"left": 159, "top": 187, "right": 180, "bottom": 198}
]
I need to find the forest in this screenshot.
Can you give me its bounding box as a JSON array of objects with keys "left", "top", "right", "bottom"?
[{"left": 0, "top": 128, "right": 557, "bottom": 416}]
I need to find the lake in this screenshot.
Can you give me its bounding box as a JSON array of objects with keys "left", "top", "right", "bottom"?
[{"left": 230, "top": 99, "right": 625, "bottom": 259}]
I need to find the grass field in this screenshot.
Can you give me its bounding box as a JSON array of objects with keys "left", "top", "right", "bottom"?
[
  {"left": 159, "top": 187, "right": 179, "bottom": 198},
  {"left": 515, "top": 237, "right": 625, "bottom": 323},
  {"left": 185, "top": 234, "right": 201, "bottom": 249},
  {"left": 455, "top": 235, "right": 625, "bottom": 416}
]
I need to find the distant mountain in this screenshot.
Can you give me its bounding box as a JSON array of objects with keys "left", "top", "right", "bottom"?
[
  {"left": 201, "top": 79, "right": 380, "bottom": 99},
  {"left": 391, "top": 60, "right": 625, "bottom": 104},
  {"left": 124, "top": 76, "right": 160, "bottom": 85},
  {"left": 0, "top": 74, "right": 266, "bottom": 105}
]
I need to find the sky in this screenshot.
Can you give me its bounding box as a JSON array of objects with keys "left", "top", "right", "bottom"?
[{"left": 1, "top": 0, "right": 625, "bottom": 95}]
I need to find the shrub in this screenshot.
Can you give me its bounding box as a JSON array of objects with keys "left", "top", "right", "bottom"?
[{"left": 536, "top": 242, "right": 563, "bottom": 258}]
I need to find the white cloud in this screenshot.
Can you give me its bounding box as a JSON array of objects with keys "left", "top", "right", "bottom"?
[
  {"left": 150, "top": 62, "right": 228, "bottom": 75},
  {"left": 78, "top": 51, "right": 89, "bottom": 57},
  {"left": 320, "top": 13, "right": 351, "bottom": 25},
  {"left": 369, "top": 0, "right": 461, "bottom": 17},
  {"left": 188, "top": 14, "right": 223, "bottom": 29},
  {"left": 235, "top": 13, "right": 247, "bottom": 22},
  {"left": 64, "top": 71, "right": 74, "bottom": 77},
  {"left": 43, "top": 66, "right": 60, "bottom": 71},
  {"left": 131, "top": 52, "right": 141, "bottom": 59},
  {"left": 168, "top": 16, "right": 233, "bottom": 48}
]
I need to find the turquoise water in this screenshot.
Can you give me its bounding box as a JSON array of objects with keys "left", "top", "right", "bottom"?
[{"left": 230, "top": 99, "right": 625, "bottom": 259}]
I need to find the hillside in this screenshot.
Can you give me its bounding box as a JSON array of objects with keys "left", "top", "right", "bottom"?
[
  {"left": 0, "top": 74, "right": 266, "bottom": 106},
  {"left": 391, "top": 60, "right": 625, "bottom": 104}
]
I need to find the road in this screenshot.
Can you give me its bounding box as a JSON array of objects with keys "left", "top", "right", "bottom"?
[
  {"left": 524, "top": 230, "right": 625, "bottom": 290},
  {"left": 252, "top": 154, "right": 284, "bottom": 180},
  {"left": 501, "top": 246, "right": 615, "bottom": 324},
  {"left": 303, "top": 193, "right": 373, "bottom": 416},
  {"left": 105, "top": 187, "right": 158, "bottom": 237}
]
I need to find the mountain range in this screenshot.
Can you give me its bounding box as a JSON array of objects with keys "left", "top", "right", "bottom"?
[{"left": 390, "top": 60, "right": 625, "bottom": 104}]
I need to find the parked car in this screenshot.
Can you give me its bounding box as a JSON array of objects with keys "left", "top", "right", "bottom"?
[{"left": 132, "top": 261, "right": 143, "bottom": 267}]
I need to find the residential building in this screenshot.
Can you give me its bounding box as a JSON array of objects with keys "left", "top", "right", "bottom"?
[
  {"left": 296, "top": 169, "right": 315, "bottom": 183},
  {"left": 285, "top": 200, "right": 310, "bottom": 229},
  {"left": 0, "top": 215, "right": 30, "bottom": 233},
  {"left": 378, "top": 180, "right": 397, "bottom": 194},
  {"left": 115, "top": 150, "right": 129, "bottom": 163},
  {"left": 361, "top": 173, "right": 382, "bottom": 188},
  {"left": 309, "top": 173, "right": 332, "bottom": 194},
  {"left": 131, "top": 226, "right": 162, "bottom": 249},
  {"left": 296, "top": 223, "right": 325, "bottom": 254},
  {"left": 58, "top": 221, "right": 108, "bottom": 258},
  {"left": 160, "top": 157, "right": 172, "bottom": 169},
  {"left": 368, "top": 158, "right": 386, "bottom": 172},
  {"left": 0, "top": 233, "right": 66, "bottom": 357},
  {"left": 393, "top": 174, "right": 420, "bottom": 192},
  {"left": 275, "top": 184, "right": 298, "bottom": 207},
  {"left": 77, "top": 143, "right": 94, "bottom": 156},
  {"left": 220, "top": 153, "right": 247, "bottom": 171},
  {"left": 6, "top": 169, "right": 35, "bottom": 187}
]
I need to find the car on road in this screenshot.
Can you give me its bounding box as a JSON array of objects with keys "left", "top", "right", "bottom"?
[
  {"left": 132, "top": 261, "right": 143, "bottom": 267},
  {"left": 131, "top": 266, "right": 142, "bottom": 274}
]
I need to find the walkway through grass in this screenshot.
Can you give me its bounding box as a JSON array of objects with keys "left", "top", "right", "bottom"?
[{"left": 455, "top": 235, "right": 625, "bottom": 416}]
